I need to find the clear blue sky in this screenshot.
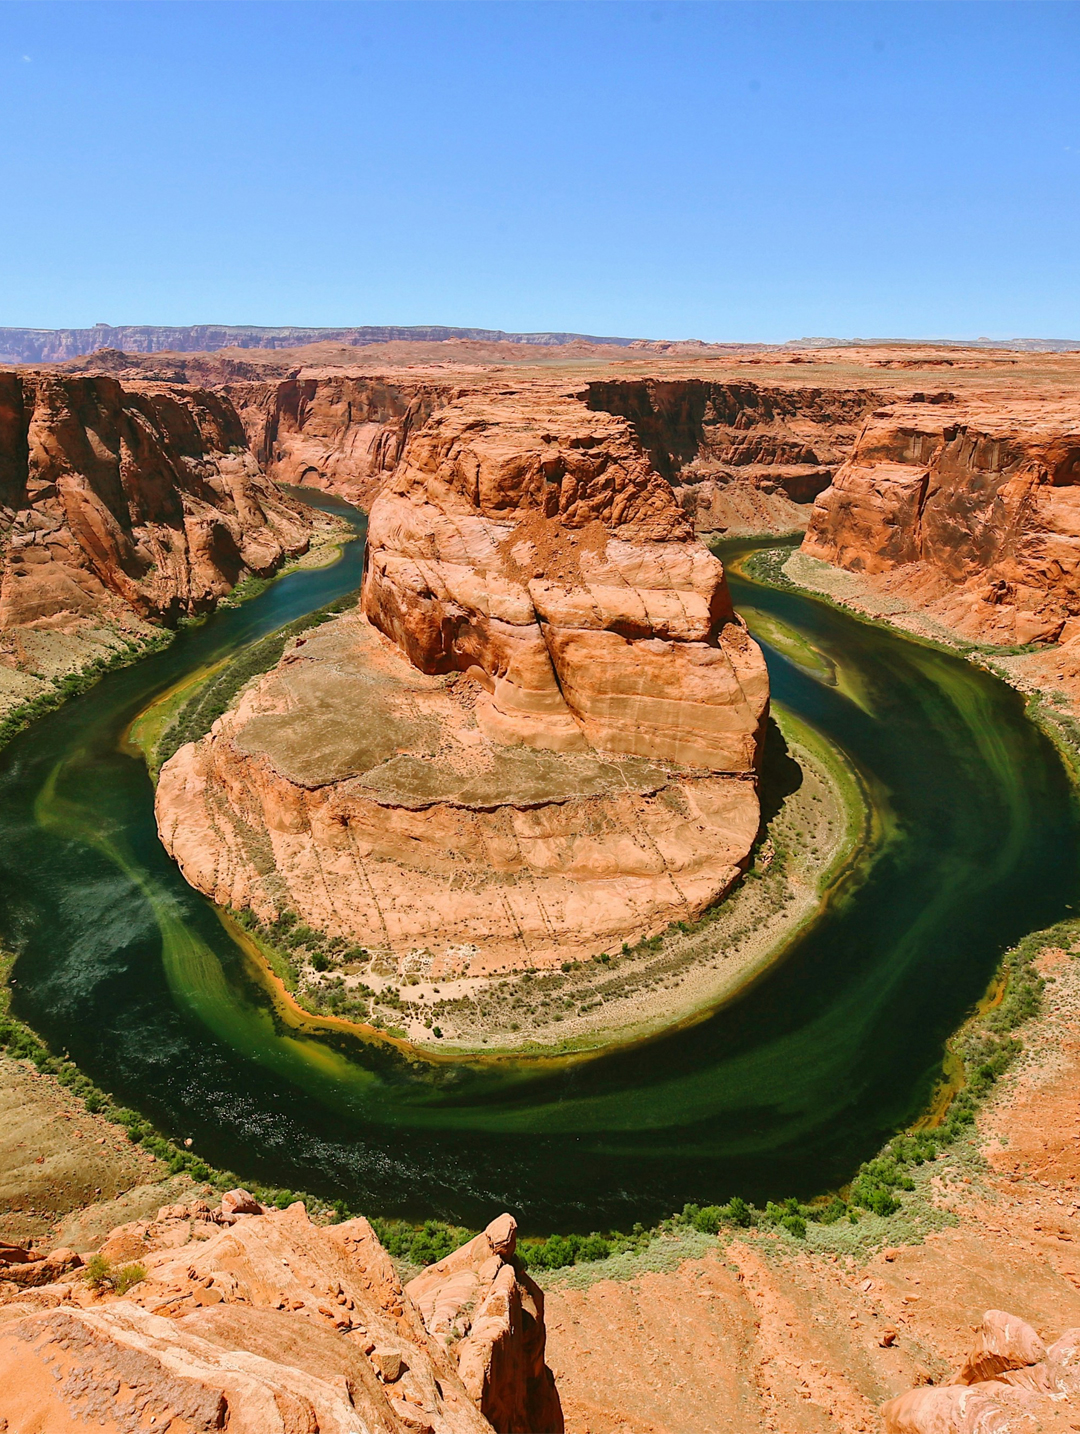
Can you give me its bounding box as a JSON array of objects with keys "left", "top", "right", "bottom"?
[{"left": 3, "top": 1, "right": 1079, "bottom": 342}]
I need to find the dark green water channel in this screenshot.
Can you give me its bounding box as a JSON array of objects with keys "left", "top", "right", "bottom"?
[{"left": 2, "top": 494, "right": 1079, "bottom": 1232}]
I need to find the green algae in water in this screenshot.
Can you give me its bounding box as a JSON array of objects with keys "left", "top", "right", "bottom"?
[{"left": 1, "top": 501, "right": 1078, "bottom": 1231}]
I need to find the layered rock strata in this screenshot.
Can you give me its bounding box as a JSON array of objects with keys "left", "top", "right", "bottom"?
[
  {"left": 156, "top": 392, "right": 768, "bottom": 973},
  {"left": 0, "top": 372, "right": 313, "bottom": 634},
  {"left": 233, "top": 373, "right": 460, "bottom": 508},
  {"left": 0, "top": 1194, "right": 558, "bottom": 1434},
  {"left": 585, "top": 377, "right": 881, "bottom": 535},
  {"left": 804, "top": 397, "right": 1080, "bottom": 643}
]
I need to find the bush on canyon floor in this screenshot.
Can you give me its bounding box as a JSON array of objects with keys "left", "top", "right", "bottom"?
[
  {"left": 368, "top": 1218, "right": 476, "bottom": 1267},
  {"left": 83, "top": 1255, "right": 146, "bottom": 1295}
]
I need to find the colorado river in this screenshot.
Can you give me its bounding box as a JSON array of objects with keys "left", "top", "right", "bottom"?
[{"left": 2, "top": 491, "right": 1078, "bottom": 1230}]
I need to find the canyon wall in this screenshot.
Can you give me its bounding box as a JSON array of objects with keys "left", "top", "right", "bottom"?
[
  {"left": 155, "top": 389, "right": 768, "bottom": 973},
  {"left": 804, "top": 397, "right": 1080, "bottom": 643},
  {"left": 585, "top": 377, "right": 882, "bottom": 535},
  {"left": 0, "top": 372, "right": 314, "bottom": 635},
  {"left": 232, "top": 373, "right": 461, "bottom": 508},
  {"left": 221, "top": 371, "right": 883, "bottom": 540}
]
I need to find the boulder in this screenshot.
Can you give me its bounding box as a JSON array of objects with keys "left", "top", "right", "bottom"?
[
  {"left": 959, "top": 1309, "right": 1048, "bottom": 1385},
  {"left": 221, "top": 1188, "right": 263, "bottom": 1217}
]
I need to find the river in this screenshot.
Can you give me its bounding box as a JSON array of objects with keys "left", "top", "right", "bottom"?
[{"left": 2, "top": 491, "right": 1077, "bottom": 1231}]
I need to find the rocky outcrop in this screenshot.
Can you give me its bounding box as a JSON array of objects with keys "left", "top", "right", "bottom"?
[
  {"left": 882, "top": 1310, "right": 1080, "bottom": 1432},
  {"left": 407, "top": 1215, "right": 563, "bottom": 1434},
  {"left": 362, "top": 391, "right": 767, "bottom": 768},
  {"left": 0, "top": 372, "right": 314, "bottom": 634},
  {"left": 804, "top": 397, "right": 1080, "bottom": 643},
  {"left": 155, "top": 390, "right": 767, "bottom": 972},
  {"left": 585, "top": 377, "right": 880, "bottom": 535},
  {"left": 0, "top": 1194, "right": 557, "bottom": 1433}
]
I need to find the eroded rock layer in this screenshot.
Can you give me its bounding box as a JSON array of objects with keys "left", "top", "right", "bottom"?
[
  {"left": 155, "top": 391, "right": 768, "bottom": 972},
  {"left": 0, "top": 372, "right": 313, "bottom": 633},
  {"left": 586, "top": 377, "right": 880, "bottom": 535},
  {"left": 0, "top": 1197, "right": 557, "bottom": 1434},
  {"left": 804, "top": 397, "right": 1080, "bottom": 643}
]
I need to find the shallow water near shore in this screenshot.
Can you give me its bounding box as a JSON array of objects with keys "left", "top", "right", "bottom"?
[{"left": 2, "top": 496, "right": 1078, "bottom": 1231}]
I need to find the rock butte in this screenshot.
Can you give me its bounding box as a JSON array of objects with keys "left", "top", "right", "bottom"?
[{"left": 154, "top": 390, "right": 769, "bottom": 971}]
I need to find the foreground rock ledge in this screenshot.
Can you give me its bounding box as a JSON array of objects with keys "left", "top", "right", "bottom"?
[
  {"left": 156, "top": 391, "right": 768, "bottom": 974},
  {"left": 0, "top": 1196, "right": 561, "bottom": 1434}
]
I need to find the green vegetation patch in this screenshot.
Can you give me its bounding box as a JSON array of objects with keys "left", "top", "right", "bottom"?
[{"left": 0, "top": 629, "right": 173, "bottom": 756}]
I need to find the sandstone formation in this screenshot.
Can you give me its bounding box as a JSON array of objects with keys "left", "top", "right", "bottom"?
[
  {"left": 155, "top": 390, "right": 768, "bottom": 972},
  {"left": 361, "top": 391, "right": 768, "bottom": 767},
  {"left": 0, "top": 1194, "right": 558, "bottom": 1434},
  {"left": 233, "top": 373, "right": 460, "bottom": 508},
  {"left": 585, "top": 376, "right": 879, "bottom": 535},
  {"left": 804, "top": 397, "right": 1080, "bottom": 643},
  {"left": 407, "top": 1215, "right": 562, "bottom": 1434},
  {"left": 882, "top": 1309, "right": 1080, "bottom": 1433},
  {"left": 227, "top": 371, "right": 878, "bottom": 539},
  {"left": 0, "top": 372, "right": 313, "bottom": 636}
]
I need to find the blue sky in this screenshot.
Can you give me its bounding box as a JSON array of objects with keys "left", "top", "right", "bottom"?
[{"left": 2, "top": 1, "right": 1078, "bottom": 342}]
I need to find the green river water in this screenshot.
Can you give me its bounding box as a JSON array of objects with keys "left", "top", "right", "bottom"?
[{"left": 2, "top": 490, "right": 1078, "bottom": 1231}]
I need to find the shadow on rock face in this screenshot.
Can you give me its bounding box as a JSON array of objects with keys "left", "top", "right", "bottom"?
[{"left": 758, "top": 715, "right": 803, "bottom": 831}]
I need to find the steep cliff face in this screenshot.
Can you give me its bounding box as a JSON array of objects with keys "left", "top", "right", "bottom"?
[
  {"left": 585, "top": 378, "right": 881, "bottom": 535},
  {"left": 0, "top": 372, "right": 313, "bottom": 634},
  {"left": 804, "top": 398, "right": 1080, "bottom": 642},
  {"left": 232, "top": 373, "right": 459, "bottom": 507},
  {"left": 155, "top": 390, "right": 768, "bottom": 973}
]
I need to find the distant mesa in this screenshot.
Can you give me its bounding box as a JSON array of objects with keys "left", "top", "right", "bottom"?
[{"left": 0, "top": 323, "right": 645, "bottom": 365}]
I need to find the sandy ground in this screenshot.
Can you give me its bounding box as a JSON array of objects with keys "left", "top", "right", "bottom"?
[
  {"left": 0, "top": 1051, "right": 185, "bottom": 1252},
  {"left": 543, "top": 941, "right": 1080, "bottom": 1434}
]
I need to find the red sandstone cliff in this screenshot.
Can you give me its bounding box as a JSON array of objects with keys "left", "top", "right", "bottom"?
[
  {"left": 804, "top": 397, "right": 1080, "bottom": 643},
  {"left": 362, "top": 390, "right": 768, "bottom": 767},
  {"left": 0, "top": 372, "right": 313, "bottom": 636},
  {"left": 231, "top": 372, "right": 460, "bottom": 508},
  {"left": 585, "top": 377, "right": 879, "bottom": 535}
]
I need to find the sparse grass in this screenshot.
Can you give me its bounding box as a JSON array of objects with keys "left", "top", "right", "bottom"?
[{"left": 83, "top": 1254, "right": 147, "bottom": 1295}]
